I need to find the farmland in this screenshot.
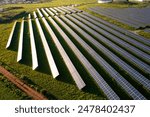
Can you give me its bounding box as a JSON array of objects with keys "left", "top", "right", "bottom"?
[{"left": 0, "top": 0, "right": 150, "bottom": 100}]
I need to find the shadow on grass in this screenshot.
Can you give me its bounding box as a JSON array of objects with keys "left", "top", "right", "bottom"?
[
  {"left": 0, "top": 11, "right": 28, "bottom": 24},
  {"left": 39, "top": 19, "right": 75, "bottom": 85},
  {"left": 8, "top": 22, "right": 21, "bottom": 51},
  {"left": 20, "top": 21, "right": 32, "bottom": 67},
  {"left": 31, "top": 20, "right": 51, "bottom": 75}
]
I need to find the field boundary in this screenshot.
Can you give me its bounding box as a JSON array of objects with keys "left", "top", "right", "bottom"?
[{"left": 0, "top": 66, "right": 47, "bottom": 100}]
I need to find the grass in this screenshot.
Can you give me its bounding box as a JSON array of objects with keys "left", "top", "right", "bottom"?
[
  {"left": 138, "top": 31, "right": 150, "bottom": 39},
  {"left": 0, "top": 73, "right": 31, "bottom": 100},
  {"left": 0, "top": 0, "right": 150, "bottom": 99}
]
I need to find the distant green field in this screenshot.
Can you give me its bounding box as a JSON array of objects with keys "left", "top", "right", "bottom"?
[{"left": 0, "top": 0, "right": 150, "bottom": 100}]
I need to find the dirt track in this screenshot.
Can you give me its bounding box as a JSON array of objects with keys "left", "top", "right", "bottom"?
[{"left": 0, "top": 66, "right": 47, "bottom": 100}]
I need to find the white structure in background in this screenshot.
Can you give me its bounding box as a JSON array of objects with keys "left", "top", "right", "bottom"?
[
  {"left": 98, "top": 0, "right": 112, "bottom": 3},
  {"left": 112, "top": 0, "right": 127, "bottom": 1},
  {"left": 129, "top": 0, "right": 150, "bottom": 1},
  {"left": 97, "top": 0, "right": 150, "bottom": 2}
]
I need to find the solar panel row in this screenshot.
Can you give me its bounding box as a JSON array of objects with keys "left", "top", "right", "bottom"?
[
  {"left": 35, "top": 18, "right": 59, "bottom": 78},
  {"left": 53, "top": 7, "right": 66, "bottom": 15},
  {"left": 82, "top": 12, "right": 150, "bottom": 47},
  {"left": 59, "top": 15, "right": 150, "bottom": 92},
  {"left": 49, "top": 8, "right": 58, "bottom": 15},
  {"left": 37, "top": 8, "right": 43, "bottom": 18},
  {"left": 42, "top": 17, "right": 86, "bottom": 90},
  {"left": 89, "top": 8, "right": 139, "bottom": 28},
  {"left": 41, "top": 8, "right": 49, "bottom": 17},
  {"left": 76, "top": 13, "right": 150, "bottom": 55},
  {"left": 45, "top": 8, "right": 55, "bottom": 16},
  {"left": 28, "top": 14, "right": 31, "bottom": 19},
  {"left": 56, "top": 16, "right": 147, "bottom": 99},
  {"left": 28, "top": 19, "right": 38, "bottom": 70},
  {"left": 33, "top": 11, "right": 37, "bottom": 19},
  {"left": 17, "top": 20, "right": 24, "bottom": 62},
  {"left": 58, "top": 7, "right": 71, "bottom": 14},
  {"left": 89, "top": 7, "right": 150, "bottom": 29},
  {"left": 6, "top": 21, "right": 17, "bottom": 49},
  {"left": 65, "top": 14, "right": 150, "bottom": 76},
  {"left": 70, "top": 14, "right": 150, "bottom": 65},
  {"left": 62, "top": 6, "right": 77, "bottom": 13},
  {"left": 48, "top": 16, "right": 120, "bottom": 100}
]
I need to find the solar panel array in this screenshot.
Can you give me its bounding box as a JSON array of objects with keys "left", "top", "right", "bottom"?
[
  {"left": 6, "top": 6, "right": 150, "bottom": 100},
  {"left": 17, "top": 20, "right": 24, "bottom": 62},
  {"left": 29, "top": 19, "right": 38, "bottom": 70},
  {"left": 89, "top": 7, "right": 150, "bottom": 29}
]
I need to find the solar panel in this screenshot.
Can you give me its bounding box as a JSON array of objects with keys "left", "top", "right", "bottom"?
[
  {"left": 33, "top": 11, "right": 37, "bottom": 19},
  {"left": 89, "top": 7, "right": 150, "bottom": 29},
  {"left": 45, "top": 8, "right": 55, "bottom": 16},
  {"left": 49, "top": 8, "right": 58, "bottom": 14},
  {"left": 17, "top": 20, "right": 24, "bottom": 62},
  {"left": 37, "top": 8, "right": 43, "bottom": 18},
  {"left": 6, "top": 21, "right": 17, "bottom": 49},
  {"left": 56, "top": 16, "right": 147, "bottom": 100},
  {"left": 76, "top": 13, "right": 150, "bottom": 55},
  {"left": 48, "top": 16, "right": 120, "bottom": 100},
  {"left": 60, "top": 15, "right": 150, "bottom": 91},
  {"left": 28, "top": 14, "right": 31, "bottom": 19},
  {"left": 70, "top": 7, "right": 82, "bottom": 12},
  {"left": 71, "top": 14, "right": 150, "bottom": 63},
  {"left": 82, "top": 12, "right": 150, "bottom": 46},
  {"left": 41, "top": 17, "right": 86, "bottom": 90},
  {"left": 41, "top": 8, "right": 49, "bottom": 17},
  {"left": 89, "top": 8, "right": 140, "bottom": 28},
  {"left": 58, "top": 7, "right": 71, "bottom": 14},
  {"left": 62, "top": 6, "right": 77, "bottom": 13},
  {"left": 53, "top": 7, "right": 66, "bottom": 15},
  {"left": 28, "top": 19, "right": 38, "bottom": 70},
  {"left": 65, "top": 14, "right": 150, "bottom": 76},
  {"left": 35, "top": 18, "right": 59, "bottom": 78}
]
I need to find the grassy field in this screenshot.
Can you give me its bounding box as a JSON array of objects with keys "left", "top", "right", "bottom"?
[
  {"left": 0, "top": 71, "right": 30, "bottom": 100},
  {"left": 0, "top": 0, "right": 150, "bottom": 100}
]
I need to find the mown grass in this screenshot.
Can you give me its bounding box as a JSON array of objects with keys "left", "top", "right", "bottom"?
[{"left": 0, "top": 0, "right": 150, "bottom": 99}]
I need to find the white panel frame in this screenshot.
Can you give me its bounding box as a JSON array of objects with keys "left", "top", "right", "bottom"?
[
  {"left": 17, "top": 20, "right": 24, "bottom": 62},
  {"left": 29, "top": 19, "right": 38, "bottom": 70},
  {"left": 6, "top": 21, "right": 17, "bottom": 49},
  {"left": 35, "top": 18, "right": 59, "bottom": 78},
  {"left": 33, "top": 11, "right": 37, "bottom": 19},
  {"left": 37, "top": 8, "right": 43, "bottom": 18},
  {"left": 42, "top": 17, "right": 85, "bottom": 89}
]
